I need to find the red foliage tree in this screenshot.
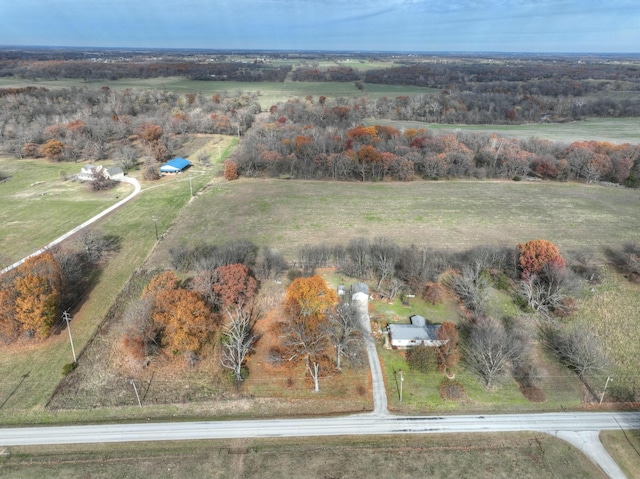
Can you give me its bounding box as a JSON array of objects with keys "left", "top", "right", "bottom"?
[
  {"left": 517, "top": 239, "right": 565, "bottom": 279},
  {"left": 436, "top": 321, "right": 460, "bottom": 373},
  {"left": 213, "top": 263, "right": 258, "bottom": 309},
  {"left": 224, "top": 160, "right": 239, "bottom": 181}
]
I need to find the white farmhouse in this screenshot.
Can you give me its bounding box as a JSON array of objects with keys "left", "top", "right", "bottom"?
[{"left": 387, "top": 315, "right": 446, "bottom": 349}]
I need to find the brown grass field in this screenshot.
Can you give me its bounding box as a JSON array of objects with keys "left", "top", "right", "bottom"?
[{"left": 0, "top": 433, "right": 608, "bottom": 479}]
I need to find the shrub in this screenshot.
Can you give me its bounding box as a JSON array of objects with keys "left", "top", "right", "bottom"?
[
  {"left": 423, "top": 282, "right": 445, "bottom": 305},
  {"left": 439, "top": 379, "right": 467, "bottom": 401},
  {"left": 520, "top": 385, "right": 546, "bottom": 402},
  {"left": 224, "top": 160, "right": 239, "bottom": 180},
  {"left": 62, "top": 362, "right": 77, "bottom": 376},
  {"left": 406, "top": 344, "right": 437, "bottom": 374}
]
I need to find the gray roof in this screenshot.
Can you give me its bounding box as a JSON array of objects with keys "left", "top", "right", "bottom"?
[
  {"left": 351, "top": 282, "right": 369, "bottom": 295},
  {"left": 388, "top": 323, "right": 440, "bottom": 342}
]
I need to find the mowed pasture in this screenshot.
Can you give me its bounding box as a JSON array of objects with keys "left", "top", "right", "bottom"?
[
  {"left": 148, "top": 178, "right": 640, "bottom": 268},
  {"left": 0, "top": 135, "right": 235, "bottom": 423},
  {"left": 0, "top": 434, "right": 608, "bottom": 479},
  {"left": 0, "top": 158, "right": 131, "bottom": 266}
]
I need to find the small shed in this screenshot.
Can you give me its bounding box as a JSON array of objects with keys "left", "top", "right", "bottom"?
[{"left": 160, "top": 158, "right": 192, "bottom": 174}]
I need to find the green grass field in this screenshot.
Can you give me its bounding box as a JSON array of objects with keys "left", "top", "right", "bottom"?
[
  {"left": 0, "top": 434, "right": 608, "bottom": 479},
  {"left": 0, "top": 158, "right": 130, "bottom": 266},
  {"left": 147, "top": 178, "right": 640, "bottom": 269}
]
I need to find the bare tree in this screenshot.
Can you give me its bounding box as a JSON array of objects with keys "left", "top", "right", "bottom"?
[
  {"left": 257, "top": 246, "right": 288, "bottom": 280},
  {"left": 280, "top": 317, "right": 330, "bottom": 393},
  {"left": 344, "top": 237, "right": 370, "bottom": 279},
  {"left": 328, "top": 303, "right": 365, "bottom": 370},
  {"left": 369, "top": 237, "right": 398, "bottom": 291},
  {"left": 221, "top": 305, "right": 258, "bottom": 383},
  {"left": 447, "top": 265, "right": 490, "bottom": 316},
  {"left": 520, "top": 265, "right": 580, "bottom": 318},
  {"left": 543, "top": 322, "right": 608, "bottom": 379},
  {"left": 464, "top": 317, "right": 522, "bottom": 388}
]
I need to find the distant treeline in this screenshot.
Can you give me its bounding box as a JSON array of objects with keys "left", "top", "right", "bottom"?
[{"left": 0, "top": 60, "right": 290, "bottom": 82}]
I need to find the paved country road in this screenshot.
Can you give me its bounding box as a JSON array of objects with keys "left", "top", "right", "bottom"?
[{"left": 1, "top": 412, "right": 636, "bottom": 478}]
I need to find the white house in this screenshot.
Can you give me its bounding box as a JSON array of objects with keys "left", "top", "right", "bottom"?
[
  {"left": 387, "top": 315, "right": 446, "bottom": 349},
  {"left": 77, "top": 164, "right": 125, "bottom": 182},
  {"left": 78, "top": 164, "right": 98, "bottom": 181}
]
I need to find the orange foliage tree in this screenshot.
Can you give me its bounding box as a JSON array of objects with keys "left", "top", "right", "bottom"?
[
  {"left": 153, "top": 288, "right": 214, "bottom": 355},
  {"left": 14, "top": 253, "right": 62, "bottom": 338},
  {"left": 223, "top": 160, "right": 239, "bottom": 181},
  {"left": 0, "top": 287, "right": 19, "bottom": 341},
  {"left": 517, "top": 239, "right": 565, "bottom": 279},
  {"left": 39, "top": 139, "right": 65, "bottom": 161},
  {"left": 142, "top": 271, "right": 215, "bottom": 358}
]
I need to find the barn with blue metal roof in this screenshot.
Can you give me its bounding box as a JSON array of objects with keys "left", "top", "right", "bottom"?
[{"left": 160, "top": 157, "right": 191, "bottom": 174}]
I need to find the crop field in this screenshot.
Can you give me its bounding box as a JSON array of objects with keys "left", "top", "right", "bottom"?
[{"left": 0, "top": 433, "right": 608, "bottom": 479}]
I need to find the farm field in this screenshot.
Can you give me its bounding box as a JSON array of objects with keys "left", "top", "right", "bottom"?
[
  {"left": 0, "top": 76, "right": 437, "bottom": 110},
  {"left": 0, "top": 433, "right": 608, "bottom": 479},
  {"left": 148, "top": 178, "right": 640, "bottom": 267}
]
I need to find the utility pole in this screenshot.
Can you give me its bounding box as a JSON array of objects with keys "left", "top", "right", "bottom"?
[
  {"left": 152, "top": 216, "right": 158, "bottom": 241},
  {"left": 398, "top": 369, "right": 404, "bottom": 403},
  {"left": 130, "top": 379, "right": 142, "bottom": 408},
  {"left": 600, "top": 376, "right": 613, "bottom": 404},
  {"left": 62, "top": 311, "right": 76, "bottom": 363},
  {"left": 189, "top": 175, "right": 193, "bottom": 197}
]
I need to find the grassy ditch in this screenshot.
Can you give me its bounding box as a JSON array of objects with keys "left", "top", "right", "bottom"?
[
  {"left": 0, "top": 433, "right": 608, "bottom": 479},
  {"left": 600, "top": 430, "right": 640, "bottom": 479}
]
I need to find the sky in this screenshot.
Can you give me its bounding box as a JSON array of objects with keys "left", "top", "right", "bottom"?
[{"left": 0, "top": 0, "right": 638, "bottom": 53}]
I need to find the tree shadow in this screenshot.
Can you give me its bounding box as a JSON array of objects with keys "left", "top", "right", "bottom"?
[{"left": 0, "top": 371, "right": 30, "bottom": 410}]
